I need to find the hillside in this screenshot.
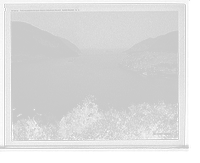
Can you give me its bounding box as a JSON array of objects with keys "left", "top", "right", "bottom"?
[
  {"left": 59, "top": 37, "right": 81, "bottom": 54},
  {"left": 118, "top": 51, "right": 178, "bottom": 73},
  {"left": 11, "top": 21, "right": 80, "bottom": 63},
  {"left": 148, "top": 31, "right": 178, "bottom": 53},
  {"left": 126, "top": 31, "right": 178, "bottom": 54}
]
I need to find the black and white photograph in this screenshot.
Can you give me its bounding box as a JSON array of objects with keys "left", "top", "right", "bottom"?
[{"left": 1, "top": 2, "right": 188, "bottom": 149}]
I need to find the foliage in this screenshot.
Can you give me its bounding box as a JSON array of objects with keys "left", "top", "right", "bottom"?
[
  {"left": 73, "top": 102, "right": 178, "bottom": 140},
  {"left": 12, "top": 95, "right": 178, "bottom": 141},
  {"left": 59, "top": 94, "right": 100, "bottom": 139},
  {"left": 13, "top": 117, "right": 58, "bottom": 141}
]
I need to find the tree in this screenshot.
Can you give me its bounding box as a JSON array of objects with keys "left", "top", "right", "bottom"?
[
  {"left": 82, "top": 104, "right": 128, "bottom": 140},
  {"left": 59, "top": 94, "right": 100, "bottom": 139},
  {"left": 12, "top": 94, "right": 178, "bottom": 140}
]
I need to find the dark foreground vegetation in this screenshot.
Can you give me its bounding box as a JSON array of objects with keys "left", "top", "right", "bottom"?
[{"left": 13, "top": 95, "right": 178, "bottom": 141}]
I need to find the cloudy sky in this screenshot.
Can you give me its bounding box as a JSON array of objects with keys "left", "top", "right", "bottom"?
[{"left": 11, "top": 11, "right": 178, "bottom": 50}]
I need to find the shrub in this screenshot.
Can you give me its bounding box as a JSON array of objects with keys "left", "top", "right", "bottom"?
[
  {"left": 12, "top": 96, "right": 178, "bottom": 140},
  {"left": 13, "top": 117, "right": 59, "bottom": 140},
  {"left": 57, "top": 95, "right": 103, "bottom": 140}
]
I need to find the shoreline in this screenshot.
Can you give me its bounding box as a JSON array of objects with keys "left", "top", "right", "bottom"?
[{"left": 118, "top": 65, "right": 178, "bottom": 75}]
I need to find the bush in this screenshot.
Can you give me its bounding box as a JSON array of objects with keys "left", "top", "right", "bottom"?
[
  {"left": 58, "top": 95, "right": 102, "bottom": 140},
  {"left": 12, "top": 113, "right": 59, "bottom": 140},
  {"left": 12, "top": 96, "right": 178, "bottom": 141},
  {"left": 83, "top": 109, "right": 132, "bottom": 140},
  {"left": 127, "top": 102, "right": 178, "bottom": 139}
]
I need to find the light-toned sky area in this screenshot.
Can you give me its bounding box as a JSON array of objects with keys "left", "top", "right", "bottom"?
[{"left": 11, "top": 11, "right": 178, "bottom": 50}]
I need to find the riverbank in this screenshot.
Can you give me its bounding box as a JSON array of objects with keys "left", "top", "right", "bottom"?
[
  {"left": 118, "top": 51, "right": 178, "bottom": 74},
  {"left": 118, "top": 64, "right": 178, "bottom": 75}
]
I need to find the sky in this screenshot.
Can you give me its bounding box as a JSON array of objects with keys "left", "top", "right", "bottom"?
[{"left": 11, "top": 11, "right": 178, "bottom": 50}]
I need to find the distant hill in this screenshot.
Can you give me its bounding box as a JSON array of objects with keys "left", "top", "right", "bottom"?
[
  {"left": 126, "top": 31, "right": 178, "bottom": 54},
  {"left": 11, "top": 21, "right": 80, "bottom": 62},
  {"left": 59, "top": 37, "right": 81, "bottom": 54},
  {"left": 118, "top": 51, "right": 178, "bottom": 73}
]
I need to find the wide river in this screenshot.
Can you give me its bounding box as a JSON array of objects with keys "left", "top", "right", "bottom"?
[{"left": 11, "top": 52, "right": 178, "bottom": 121}]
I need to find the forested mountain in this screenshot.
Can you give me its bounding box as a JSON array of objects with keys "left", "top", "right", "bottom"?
[
  {"left": 126, "top": 31, "right": 178, "bottom": 54},
  {"left": 118, "top": 51, "right": 178, "bottom": 72},
  {"left": 11, "top": 21, "right": 80, "bottom": 62}
]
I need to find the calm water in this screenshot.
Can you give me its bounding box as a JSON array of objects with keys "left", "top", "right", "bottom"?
[{"left": 11, "top": 53, "right": 178, "bottom": 121}]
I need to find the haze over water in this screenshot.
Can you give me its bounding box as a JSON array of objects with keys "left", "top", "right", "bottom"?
[{"left": 12, "top": 50, "right": 178, "bottom": 118}]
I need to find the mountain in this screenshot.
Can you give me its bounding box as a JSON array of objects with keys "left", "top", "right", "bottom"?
[
  {"left": 11, "top": 21, "right": 80, "bottom": 62},
  {"left": 126, "top": 36, "right": 161, "bottom": 53},
  {"left": 126, "top": 31, "right": 178, "bottom": 54},
  {"left": 148, "top": 31, "right": 178, "bottom": 53},
  {"left": 59, "top": 37, "right": 81, "bottom": 54}
]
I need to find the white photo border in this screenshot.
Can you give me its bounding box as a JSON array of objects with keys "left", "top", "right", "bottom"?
[{"left": 1, "top": 2, "right": 188, "bottom": 149}]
